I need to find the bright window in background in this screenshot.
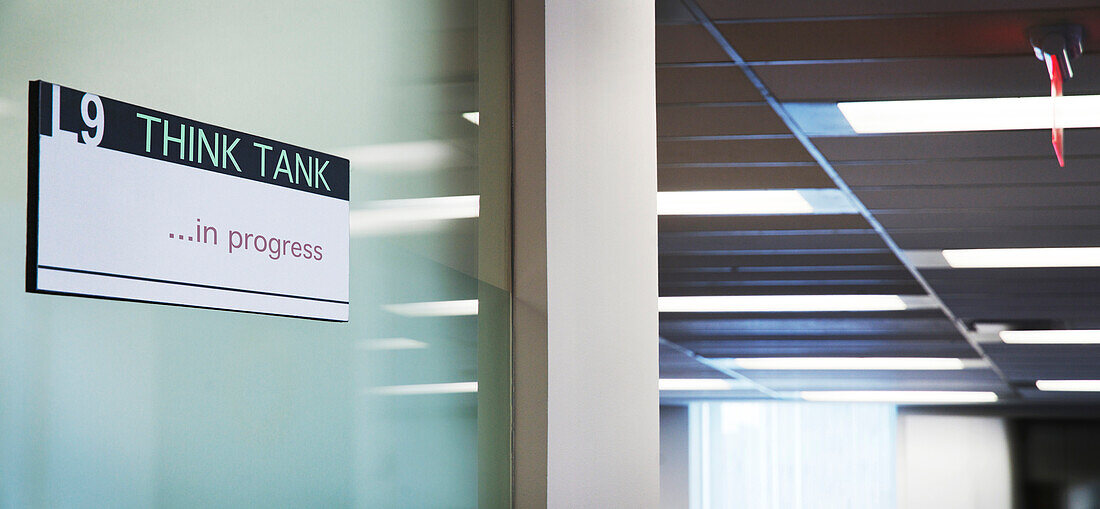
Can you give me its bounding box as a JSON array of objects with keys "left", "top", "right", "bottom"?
[{"left": 690, "top": 401, "right": 896, "bottom": 509}]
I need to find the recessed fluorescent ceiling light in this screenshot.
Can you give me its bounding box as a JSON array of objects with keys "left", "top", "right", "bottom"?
[
  {"left": 838, "top": 95, "right": 1100, "bottom": 133},
  {"left": 367, "top": 381, "right": 478, "bottom": 395},
  {"left": 719, "top": 357, "right": 965, "bottom": 371},
  {"left": 1035, "top": 380, "right": 1100, "bottom": 392},
  {"left": 941, "top": 247, "right": 1100, "bottom": 268},
  {"left": 1000, "top": 330, "right": 1100, "bottom": 344},
  {"left": 656, "top": 189, "right": 857, "bottom": 215},
  {"left": 383, "top": 299, "right": 478, "bottom": 317},
  {"left": 462, "top": 111, "right": 480, "bottom": 125},
  {"left": 800, "top": 391, "right": 998, "bottom": 403},
  {"left": 658, "top": 294, "right": 918, "bottom": 313},
  {"left": 658, "top": 378, "right": 738, "bottom": 391},
  {"left": 350, "top": 195, "right": 479, "bottom": 236}
]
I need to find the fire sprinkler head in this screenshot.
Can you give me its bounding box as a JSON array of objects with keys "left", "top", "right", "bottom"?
[
  {"left": 1028, "top": 24, "right": 1084, "bottom": 167},
  {"left": 1029, "top": 24, "right": 1084, "bottom": 80}
]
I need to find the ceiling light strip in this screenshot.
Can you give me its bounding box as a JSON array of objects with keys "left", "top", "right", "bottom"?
[
  {"left": 942, "top": 247, "right": 1100, "bottom": 268},
  {"left": 1035, "top": 380, "right": 1100, "bottom": 392},
  {"left": 722, "top": 357, "right": 967, "bottom": 371},
  {"left": 837, "top": 95, "right": 1100, "bottom": 134},
  {"left": 1000, "top": 330, "right": 1100, "bottom": 344},
  {"left": 800, "top": 391, "right": 998, "bottom": 403},
  {"left": 676, "top": 0, "right": 1017, "bottom": 397},
  {"left": 659, "top": 378, "right": 740, "bottom": 391},
  {"left": 659, "top": 294, "right": 916, "bottom": 313},
  {"left": 656, "top": 189, "right": 858, "bottom": 216},
  {"left": 658, "top": 190, "right": 811, "bottom": 215}
]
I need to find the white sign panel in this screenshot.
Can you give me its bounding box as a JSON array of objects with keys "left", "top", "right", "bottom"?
[{"left": 27, "top": 81, "right": 350, "bottom": 321}]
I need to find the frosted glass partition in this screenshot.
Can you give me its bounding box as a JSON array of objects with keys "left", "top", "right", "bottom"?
[
  {"left": 691, "top": 402, "right": 896, "bottom": 509},
  {"left": 0, "top": 1, "right": 500, "bottom": 507}
]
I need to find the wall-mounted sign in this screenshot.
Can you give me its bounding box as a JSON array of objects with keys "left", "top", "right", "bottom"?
[{"left": 27, "top": 81, "right": 350, "bottom": 321}]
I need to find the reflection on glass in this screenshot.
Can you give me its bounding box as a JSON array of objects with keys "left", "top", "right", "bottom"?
[{"left": 350, "top": 195, "right": 480, "bottom": 236}]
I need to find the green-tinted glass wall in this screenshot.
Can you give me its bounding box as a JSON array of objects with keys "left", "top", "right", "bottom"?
[{"left": 0, "top": 1, "right": 506, "bottom": 507}]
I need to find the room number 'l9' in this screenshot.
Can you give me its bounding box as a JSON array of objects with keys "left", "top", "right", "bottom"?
[{"left": 51, "top": 83, "right": 103, "bottom": 146}]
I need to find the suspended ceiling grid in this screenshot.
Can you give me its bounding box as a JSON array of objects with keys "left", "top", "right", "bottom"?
[{"left": 656, "top": 0, "right": 1100, "bottom": 402}]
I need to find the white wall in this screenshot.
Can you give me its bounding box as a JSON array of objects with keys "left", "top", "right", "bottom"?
[
  {"left": 897, "top": 412, "right": 1013, "bottom": 509},
  {"left": 661, "top": 406, "right": 690, "bottom": 509}
]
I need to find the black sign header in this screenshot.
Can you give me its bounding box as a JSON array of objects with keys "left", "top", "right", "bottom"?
[{"left": 32, "top": 80, "right": 350, "bottom": 200}]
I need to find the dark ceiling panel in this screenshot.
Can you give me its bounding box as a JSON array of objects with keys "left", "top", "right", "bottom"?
[
  {"left": 815, "top": 130, "right": 1100, "bottom": 161},
  {"left": 875, "top": 209, "right": 1100, "bottom": 230},
  {"left": 938, "top": 295, "right": 1100, "bottom": 321},
  {"left": 837, "top": 159, "right": 1100, "bottom": 187},
  {"left": 658, "top": 104, "right": 789, "bottom": 136},
  {"left": 660, "top": 231, "right": 888, "bottom": 252},
  {"left": 716, "top": 9, "right": 1100, "bottom": 61},
  {"left": 855, "top": 184, "right": 1100, "bottom": 210},
  {"left": 923, "top": 269, "right": 1100, "bottom": 322},
  {"left": 673, "top": 331, "right": 965, "bottom": 341},
  {"left": 923, "top": 267, "right": 1100, "bottom": 283},
  {"left": 756, "top": 55, "right": 1100, "bottom": 101},
  {"left": 985, "top": 344, "right": 1100, "bottom": 382},
  {"left": 658, "top": 214, "right": 870, "bottom": 232},
  {"left": 656, "top": 0, "right": 696, "bottom": 24},
  {"left": 657, "top": 24, "right": 731, "bottom": 63},
  {"left": 677, "top": 338, "right": 978, "bottom": 358},
  {"left": 926, "top": 274, "right": 1100, "bottom": 295},
  {"left": 658, "top": 165, "right": 834, "bottom": 190},
  {"left": 660, "top": 282, "right": 927, "bottom": 297},
  {"left": 890, "top": 228, "right": 1100, "bottom": 249},
  {"left": 696, "top": 0, "right": 1100, "bottom": 20},
  {"left": 660, "top": 313, "right": 955, "bottom": 336},
  {"left": 659, "top": 139, "right": 813, "bottom": 163},
  {"left": 657, "top": 66, "right": 763, "bottom": 103},
  {"left": 1013, "top": 388, "right": 1100, "bottom": 402},
  {"left": 661, "top": 268, "right": 913, "bottom": 282},
  {"left": 661, "top": 252, "right": 905, "bottom": 269}
]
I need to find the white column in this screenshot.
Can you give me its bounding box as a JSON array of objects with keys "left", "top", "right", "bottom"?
[{"left": 513, "top": 0, "right": 659, "bottom": 507}]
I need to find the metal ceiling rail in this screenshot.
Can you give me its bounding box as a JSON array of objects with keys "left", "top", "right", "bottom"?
[
  {"left": 658, "top": 56, "right": 1014, "bottom": 67},
  {"left": 660, "top": 337, "right": 787, "bottom": 399},
  {"left": 678, "top": 0, "right": 1018, "bottom": 397}
]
